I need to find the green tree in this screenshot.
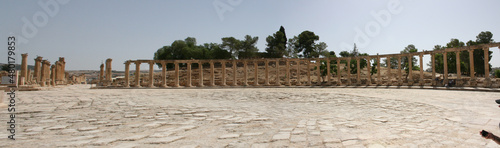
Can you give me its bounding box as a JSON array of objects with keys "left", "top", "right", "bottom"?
[
  {"left": 266, "top": 26, "right": 288, "bottom": 58},
  {"left": 297, "top": 31, "right": 319, "bottom": 58},
  {"left": 401, "top": 44, "right": 419, "bottom": 79},
  {"left": 495, "top": 69, "right": 500, "bottom": 78},
  {"left": 314, "top": 51, "right": 337, "bottom": 82},
  {"left": 467, "top": 31, "right": 494, "bottom": 76},
  {"left": 339, "top": 44, "right": 368, "bottom": 74},
  {"left": 221, "top": 37, "right": 241, "bottom": 59},
  {"left": 238, "top": 35, "right": 259, "bottom": 59},
  {"left": 286, "top": 36, "right": 300, "bottom": 58},
  {"left": 1, "top": 64, "right": 10, "bottom": 71}
]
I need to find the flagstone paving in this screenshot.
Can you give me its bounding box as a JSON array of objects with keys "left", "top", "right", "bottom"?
[{"left": 1, "top": 85, "right": 499, "bottom": 147}]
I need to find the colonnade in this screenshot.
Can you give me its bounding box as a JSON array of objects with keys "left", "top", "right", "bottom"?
[{"left": 105, "top": 43, "right": 500, "bottom": 88}]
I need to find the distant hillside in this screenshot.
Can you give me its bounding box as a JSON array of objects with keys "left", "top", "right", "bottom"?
[{"left": 0, "top": 63, "right": 34, "bottom": 70}]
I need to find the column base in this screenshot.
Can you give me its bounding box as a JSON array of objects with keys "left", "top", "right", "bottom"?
[{"left": 408, "top": 80, "right": 414, "bottom": 86}]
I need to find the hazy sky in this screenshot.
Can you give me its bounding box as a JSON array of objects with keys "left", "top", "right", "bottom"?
[{"left": 1, "top": 0, "right": 500, "bottom": 71}]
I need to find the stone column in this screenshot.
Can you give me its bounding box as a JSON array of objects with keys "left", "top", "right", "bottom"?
[
  {"left": 397, "top": 56, "right": 402, "bottom": 85},
  {"left": 443, "top": 52, "right": 448, "bottom": 85},
  {"left": 408, "top": 55, "right": 413, "bottom": 85},
  {"left": 59, "top": 57, "right": 66, "bottom": 84},
  {"left": 221, "top": 61, "right": 226, "bottom": 86},
  {"left": 232, "top": 60, "right": 237, "bottom": 86},
  {"left": 34, "top": 56, "right": 43, "bottom": 84},
  {"left": 265, "top": 60, "right": 269, "bottom": 85},
  {"left": 307, "top": 60, "right": 311, "bottom": 85},
  {"left": 387, "top": 57, "right": 391, "bottom": 86},
  {"left": 337, "top": 59, "right": 342, "bottom": 86},
  {"left": 99, "top": 64, "right": 104, "bottom": 85},
  {"left": 286, "top": 59, "right": 291, "bottom": 86},
  {"left": 135, "top": 61, "right": 141, "bottom": 88},
  {"left": 211, "top": 61, "right": 216, "bottom": 86},
  {"left": 174, "top": 62, "right": 179, "bottom": 87},
  {"left": 456, "top": 51, "right": 461, "bottom": 85},
  {"left": 186, "top": 62, "right": 192, "bottom": 87},
  {"left": 347, "top": 58, "right": 351, "bottom": 85},
  {"left": 50, "top": 65, "right": 56, "bottom": 86},
  {"left": 468, "top": 50, "right": 476, "bottom": 86},
  {"left": 366, "top": 58, "right": 371, "bottom": 85},
  {"left": 377, "top": 57, "right": 381, "bottom": 85},
  {"left": 243, "top": 60, "right": 248, "bottom": 86},
  {"left": 276, "top": 60, "right": 281, "bottom": 86},
  {"left": 316, "top": 59, "right": 321, "bottom": 85},
  {"left": 254, "top": 61, "right": 259, "bottom": 86},
  {"left": 149, "top": 61, "right": 155, "bottom": 87},
  {"left": 20, "top": 53, "right": 28, "bottom": 85},
  {"left": 326, "top": 58, "right": 331, "bottom": 85},
  {"left": 484, "top": 47, "right": 490, "bottom": 87},
  {"left": 431, "top": 54, "right": 436, "bottom": 86},
  {"left": 199, "top": 62, "right": 204, "bottom": 87},
  {"left": 40, "top": 60, "right": 48, "bottom": 87},
  {"left": 297, "top": 60, "right": 301, "bottom": 86},
  {"left": 124, "top": 61, "right": 130, "bottom": 87},
  {"left": 27, "top": 69, "right": 32, "bottom": 84},
  {"left": 106, "top": 59, "right": 112, "bottom": 84},
  {"left": 356, "top": 58, "right": 360, "bottom": 85},
  {"left": 419, "top": 54, "right": 424, "bottom": 85},
  {"left": 161, "top": 62, "right": 167, "bottom": 87}
]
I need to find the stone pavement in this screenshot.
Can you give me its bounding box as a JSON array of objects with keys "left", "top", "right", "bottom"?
[{"left": 1, "top": 85, "right": 500, "bottom": 147}]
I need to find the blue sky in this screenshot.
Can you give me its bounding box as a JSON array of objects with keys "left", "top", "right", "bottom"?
[{"left": 1, "top": 0, "right": 500, "bottom": 71}]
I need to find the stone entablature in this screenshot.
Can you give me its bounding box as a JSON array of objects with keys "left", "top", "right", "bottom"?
[{"left": 99, "top": 43, "right": 500, "bottom": 88}]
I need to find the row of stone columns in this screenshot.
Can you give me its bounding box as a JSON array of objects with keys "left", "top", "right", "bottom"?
[
  {"left": 18, "top": 54, "right": 65, "bottom": 87},
  {"left": 116, "top": 46, "right": 496, "bottom": 88}
]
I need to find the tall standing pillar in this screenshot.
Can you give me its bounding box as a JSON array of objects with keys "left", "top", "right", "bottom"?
[
  {"left": 199, "top": 62, "right": 204, "bottom": 87},
  {"left": 468, "top": 50, "right": 476, "bottom": 86},
  {"left": 366, "top": 58, "right": 371, "bottom": 85},
  {"left": 276, "top": 60, "right": 281, "bottom": 86},
  {"left": 443, "top": 52, "right": 448, "bottom": 85},
  {"left": 220, "top": 60, "right": 226, "bottom": 86},
  {"left": 356, "top": 58, "right": 361, "bottom": 85},
  {"left": 124, "top": 61, "right": 130, "bottom": 87},
  {"left": 243, "top": 60, "right": 248, "bottom": 86},
  {"left": 431, "top": 54, "right": 436, "bottom": 86},
  {"left": 316, "top": 59, "right": 321, "bottom": 85},
  {"left": 174, "top": 62, "right": 180, "bottom": 87},
  {"left": 377, "top": 57, "right": 381, "bottom": 85},
  {"left": 50, "top": 65, "right": 56, "bottom": 86},
  {"left": 211, "top": 61, "right": 216, "bottom": 86},
  {"left": 221, "top": 61, "right": 226, "bottom": 86},
  {"left": 419, "top": 54, "right": 424, "bottom": 85},
  {"left": 296, "top": 60, "right": 301, "bottom": 86},
  {"left": 286, "top": 59, "right": 291, "bottom": 86},
  {"left": 408, "top": 55, "right": 413, "bottom": 85},
  {"left": 161, "top": 62, "right": 167, "bottom": 87},
  {"left": 265, "top": 60, "right": 269, "bottom": 85},
  {"left": 347, "top": 58, "right": 351, "bottom": 85},
  {"left": 186, "top": 62, "right": 192, "bottom": 87},
  {"left": 337, "top": 59, "right": 342, "bottom": 86},
  {"left": 105, "top": 58, "right": 112, "bottom": 85},
  {"left": 20, "top": 53, "right": 28, "bottom": 85},
  {"left": 59, "top": 57, "right": 66, "bottom": 84},
  {"left": 307, "top": 60, "right": 311, "bottom": 85},
  {"left": 387, "top": 57, "right": 391, "bottom": 86},
  {"left": 326, "top": 58, "right": 331, "bottom": 85},
  {"left": 483, "top": 47, "right": 491, "bottom": 87},
  {"left": 40, "top": 60, "right": 48, "bottom": 87},
  {"left": 397, "top": 56, "right": 402, "bottom": 85},
  {"left": 99, "top": 64, "right": 104, "bottom": 85},
  {"left": 456, "top": 51, "right": 461, "bottom": 85},
  {"left": 34, "top": 56, "right": 43, "bottom": 84},
  {"left": 135, "top": 61, "right": 141, "bottom": 88},
  {"left": 149, "top": 61, "right": 155, "bottom": 88},
  {"left": 254, "top": 61, "right": 259, "bottom": 86},
  {"left": 232, "top": 60, "right": 237, "bottom": 86}
]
